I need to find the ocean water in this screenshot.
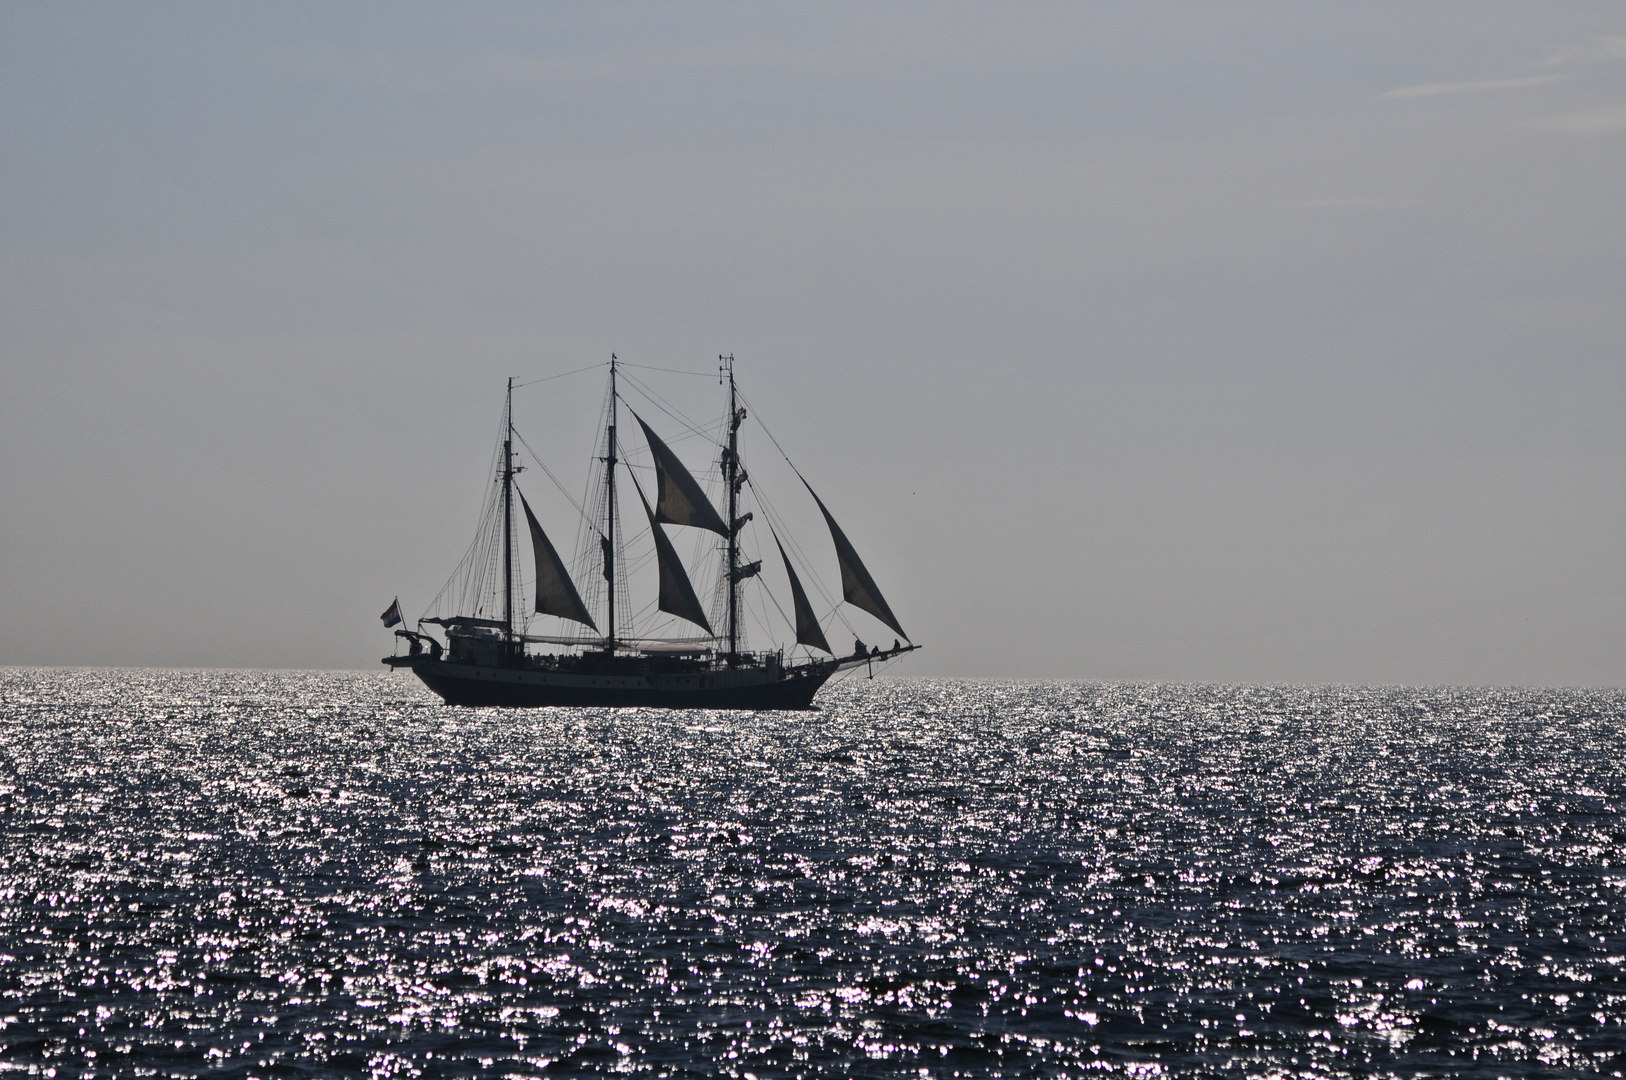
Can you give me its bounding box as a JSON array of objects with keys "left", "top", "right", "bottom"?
[{"left": 1, "top": 670, "right": 1623, "bottom": 1078}]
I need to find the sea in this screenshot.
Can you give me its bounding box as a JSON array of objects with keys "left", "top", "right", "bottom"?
[{"left": 1, "top": 669, "right": 1623, "bottom": 1078}]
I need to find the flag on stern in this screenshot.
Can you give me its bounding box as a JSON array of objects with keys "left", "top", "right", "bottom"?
[{"left": 380, "top": 598, "right": 403, "bottom": 628}]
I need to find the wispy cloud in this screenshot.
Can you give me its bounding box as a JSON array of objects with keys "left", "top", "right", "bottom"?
[
  {"left": 1287, "top": 198, "right": 1420, "bottom": 210},
  {"left": 1524, "top": 103, "right": 1626, "bottom": 135},
  {"left": 1539, "top": 35, "right": 1626, "bottom": 67},
  {"left": 1380, "top": 75, "right": 1567, "bottom": 99}
]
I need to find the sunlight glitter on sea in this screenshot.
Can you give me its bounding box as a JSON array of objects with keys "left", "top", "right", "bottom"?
[{"left": 1, "top": 669, "right": 1623, "bottom": 1076}]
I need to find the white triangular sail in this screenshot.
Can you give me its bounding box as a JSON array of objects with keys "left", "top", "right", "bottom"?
[
  {"left": 773, "top": 530, "right": 831, "bottom": 654},
  {"left": 519, "top": 491, "right": 597, "bottom": 630},
  {"left": 803, "top": 480, "right": 907, "bottom": 640},
  {"left": 632, "top": 410, "right": 729, "bottom": 535},
  {"left": 631, "top": 476, "right": 714, "bottom": 635}
]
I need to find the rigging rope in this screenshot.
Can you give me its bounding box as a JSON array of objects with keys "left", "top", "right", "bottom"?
[
  {"left": 742, "top": 471, "right": 855, "bottom": 640},
  {"left": 511, "top": 361, "right": 605, "bottom": 390},
  {"left": 514, "top": 429, "right": 596, "bottom": 532},
  {"left": 618, "top": 361, "right": 716, "bottom": 378},
  {"left": 617, "top": 369, "right": 720, "bottom": 443},
  {"left": 734, "top": 387, "right": 803, "bottom": 478},
  {"left": 424, "top": 405, "right": 509, "bottom": 621}
]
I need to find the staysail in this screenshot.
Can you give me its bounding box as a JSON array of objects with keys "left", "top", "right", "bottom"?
[
  {"left": 803, "top": 481, "right": 907, "bottom": 640},
  {"left": 519, "top": 491, "right": 597, "bottom": 630},
  {"left": 773, "top": 530, "right": 831, "bottom": 654},
  {"left": 631, "top": 477, "right": 714, "bottom": 634},
  {"left": 632, "top": 410, "right": 729, "bottom": 535}
]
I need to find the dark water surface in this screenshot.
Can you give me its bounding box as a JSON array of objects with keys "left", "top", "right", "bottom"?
[{"left": 2, "top": 670, "right": 1624, "bottom": 1078}]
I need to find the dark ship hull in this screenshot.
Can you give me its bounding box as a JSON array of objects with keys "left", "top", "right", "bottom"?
[
  {"left": 388, "top": 656, "right": 831, "bottom": 709},
  {"left": 386, "top": 657, "right": 826, "bottom": 709}
]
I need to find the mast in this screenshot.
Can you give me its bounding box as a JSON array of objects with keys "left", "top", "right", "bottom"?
[
  {"left": 604, "top": 355, "right": 619, "bottom": 649},
  {"left": 502, "top": 376, "right": 515, "bottom": 644},
  {"left": 723, "top": 354, "right": 741, "bottom": 662}
]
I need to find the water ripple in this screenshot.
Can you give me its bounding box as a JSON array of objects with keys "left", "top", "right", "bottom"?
[{"left": 1, "top": 670, "right": 1623, "bottom": 1076}]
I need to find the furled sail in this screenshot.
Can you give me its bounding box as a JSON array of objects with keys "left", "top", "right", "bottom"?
[
  {"left": 519, "top": 492, "right": 597, "bottom": 630},
  {"left": 631, "top": 410, "right": 729, "bottom": 535},
  {"left": 632, "top": 478, "right": 714, "bottom": 635},
  {"left": 803, "top": 481, "right": 907, "bottom": 640},
  {"left": 773, "top": 530, "right": 831, "bottom": 654}
]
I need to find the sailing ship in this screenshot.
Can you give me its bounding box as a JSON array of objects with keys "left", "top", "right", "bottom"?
[{"left": 383, "top": 356, "right": 916, "bottom": 708}]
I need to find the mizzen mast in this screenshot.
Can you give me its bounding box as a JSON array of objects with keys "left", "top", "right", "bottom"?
[
  {"left": 720, "top": 354, "right": 760, "bottom": 662},
  {"left": 726, "top": 355, "right": 740, "bottom": 661},
  {"left": 501, "top": 376, "right": 516, "bottom": 644},
  {"left": 604, "top": 355, "right": 619, "bottom": 649}
]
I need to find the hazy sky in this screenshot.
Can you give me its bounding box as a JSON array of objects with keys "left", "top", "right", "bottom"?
[{"left": 4, "top": 3, "right": 1625, "bottom": 683}]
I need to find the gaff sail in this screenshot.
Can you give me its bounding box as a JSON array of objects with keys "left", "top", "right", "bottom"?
[
  {"left": 631, "top": 476, "right": 714, "bottom": 635},
  {"left": 632, "top": 410, "right": 729, "bottom": 535},
  {"left": 803, "top": 481, "right": 908, "bottom": 641},
  {"left": 773, "top": 530, "right": 831, "bottom": 654},
  {"left": 519, "top": 491, "right": 597, "bottom": 630}
]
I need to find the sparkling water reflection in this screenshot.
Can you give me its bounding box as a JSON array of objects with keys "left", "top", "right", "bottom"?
[{"left": 1, "top": 669, "right": 1623, "bottom": 1077}]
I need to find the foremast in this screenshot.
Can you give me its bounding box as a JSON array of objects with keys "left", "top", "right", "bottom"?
[{"left": 603, "top": 356, "right": 619, "bottom": 649}]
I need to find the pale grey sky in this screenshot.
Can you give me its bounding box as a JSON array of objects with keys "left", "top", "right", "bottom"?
[{"left": 3, "top": 3, "right": 1625, "bottom": 683}]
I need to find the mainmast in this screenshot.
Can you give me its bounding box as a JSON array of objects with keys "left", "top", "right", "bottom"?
[
  {"left": 723, "top": 354, "right": 742, "bottom": 662},
  {"left": 501, "top": 376, "right": 515, "bottom": 643},
  {"left": 604, "top": 355, "right": 619, "bottom": 649}
]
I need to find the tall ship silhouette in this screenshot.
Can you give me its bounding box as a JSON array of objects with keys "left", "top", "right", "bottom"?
[{"left": 383, "top": 356, "right": 916, "bottom": 708}]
